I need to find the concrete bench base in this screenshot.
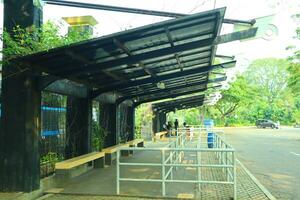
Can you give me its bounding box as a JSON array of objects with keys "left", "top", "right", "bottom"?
[
  {"left": 55, "top": 152, "right": 105, "bottom": 182},
  {"left": 104, "top": 139, "right": 144, "bottom": 165}
]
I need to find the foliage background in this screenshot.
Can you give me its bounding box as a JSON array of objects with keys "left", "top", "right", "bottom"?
[
  {"left": 136, "top": 56, "right": 299, "bottom": 127},
  {"left": 161, "top": 57, "right": 299, "bottom": 127}
]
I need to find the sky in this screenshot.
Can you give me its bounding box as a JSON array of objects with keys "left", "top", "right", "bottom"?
[{"left": 1, "top": 0, "right": 300, "bottom": 70}]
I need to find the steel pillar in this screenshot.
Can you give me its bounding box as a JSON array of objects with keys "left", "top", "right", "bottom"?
[
  {"left": 0, "top": 0, "right": 43, "bottom": 192},
  {"left": 65, "top": 97, "right": 92, "bottom": 158}
]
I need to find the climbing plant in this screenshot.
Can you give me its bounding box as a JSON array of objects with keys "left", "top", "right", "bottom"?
[
  {"left": 0, "top": 20, "right": 92, "bottom": 65},
  {"left": 135, "top": 103, "right": 153, "bottom": 138},
  {"left": 91, "top": 120, "right": 107, "bottom": 151}
]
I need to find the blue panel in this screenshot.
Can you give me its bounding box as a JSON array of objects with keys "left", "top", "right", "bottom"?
[
  {"left": 204, "top": 119, "right": 214, "bottom": 126},
  {"left": 41, "top": 106, "right": 66, "bottom": 112},
  {"left": 41, "top": 130, "right": 61, "bottom": 136}
]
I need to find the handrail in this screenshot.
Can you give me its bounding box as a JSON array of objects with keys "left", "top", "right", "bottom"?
[{"left": 117, "top": 129, "right": 237, "bottom": 199}]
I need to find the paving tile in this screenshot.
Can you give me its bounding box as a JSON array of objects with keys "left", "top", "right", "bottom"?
[{"left": 41, "top": 139, "right": 273, "bottom": 200}]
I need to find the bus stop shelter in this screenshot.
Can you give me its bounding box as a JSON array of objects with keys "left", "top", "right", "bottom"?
[{"left": 0, "top": 0, "right": 257, "bottom": 194}]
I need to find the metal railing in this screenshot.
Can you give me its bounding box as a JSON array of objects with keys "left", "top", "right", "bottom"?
[{"left": 116, "top": 129, "right": 236, "bottom": 199}]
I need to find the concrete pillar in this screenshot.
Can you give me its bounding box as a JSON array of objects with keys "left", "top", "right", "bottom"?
[
  {"left": 0, "top": 0, "right": 42, "bottom": 192},
  {"left": 65, "top": 97, "right": 92, "bottom": 159},
  {"left": 100, "top": 103, "right": 117, "bottom": 147},
  {"left": 127, "top": 105, "right": 135, "bottom": 140},
  {"left": 152, "top": 111, "right": 167, "bottom": 133},
  {"left": 159, "top": 112, "right": 167, "bottom": 131},
  {"left": 152, "top": 111, "right": 159, "bottom": 134},
  {"left": 0, "top": 72, "right": 41, "bottom": 192},
  {"left": 116, "top": 104, "right": 124, "bottom": 143}
]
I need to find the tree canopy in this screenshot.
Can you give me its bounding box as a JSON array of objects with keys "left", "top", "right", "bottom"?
[{"left": 162, "top": 57, "right": 299, "bottom": 126}]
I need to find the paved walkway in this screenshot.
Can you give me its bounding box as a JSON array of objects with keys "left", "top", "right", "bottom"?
[{"left": 40, "top": 139, "right": 274, "bottom": 200}]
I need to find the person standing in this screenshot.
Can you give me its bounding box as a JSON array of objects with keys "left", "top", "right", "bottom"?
[
  {"left": 174, "top": 119, "right": 179, "bottom": 136},
  {"left": 174, "top": 119, "right": 179, "bottom": 129},
  {"left": 190, "top": 126, "right": 194, "bottom": 141},
  {"left": 166, "top": 121, "right": 172, "bottom": 137}
]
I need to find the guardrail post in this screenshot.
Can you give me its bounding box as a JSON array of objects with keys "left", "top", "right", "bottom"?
[
  {"left": 161, "top": 149, "right": 166, "bottom": 196},
  {"left": 196, "top": 145, "right": 201, "bottom": 191},
  {"left": 116, "top": 150, "right": 120, "bottom": 195},
  {"left": 233, "top": 151, "right": 237, "bottom": 200},
  {"left": 226, "top": 151, "right": 229, "bottom": 181},
  {"left": 219, "top": 139, "right": 222, "bottom": 163},
  {"left": 170, "top": 151, "right": 173, "bottom": 180},
  {"left": 223, "top": 142, "right": 226, "bottom": 173}
]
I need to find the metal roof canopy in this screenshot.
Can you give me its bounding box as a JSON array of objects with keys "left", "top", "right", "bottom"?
[
  {"left": 18, "top": 8, "right": 227, "bottom": 100},
  {"left": 152, "top": 94, "right": 206, "bottom": 113}
]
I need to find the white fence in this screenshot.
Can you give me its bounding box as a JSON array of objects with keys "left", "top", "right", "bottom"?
[{"left": 116, "top": 129, "right": 236, "bottom": 199}]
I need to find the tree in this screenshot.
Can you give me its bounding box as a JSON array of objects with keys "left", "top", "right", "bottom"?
[
  {"left": 245, "top": 58, "right": 290, "bottom": 104},
  {"left": 213, "top": 76, "right": 254, "bottom": 125},
  {"left": 168, "top": 107, "right": 202, "bottom": 126},
  {"left": 287, "top": 62, "right": 300, "bottom": 96},
  {"left": 286, "top": 14, "right": 300, "bottom": 96}
]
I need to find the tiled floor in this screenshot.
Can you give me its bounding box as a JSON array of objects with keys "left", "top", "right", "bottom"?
[{"left": 40, "top": 139, "right": 272, "bottom": 200}]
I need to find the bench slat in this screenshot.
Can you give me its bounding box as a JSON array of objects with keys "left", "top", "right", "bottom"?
[
  {"left": 103, "top": 139, "right": 144, "bottom": 154},
  {"left": 103, "top": 144, "right": 128, "bottom": 154},
  {"left": 127, "top": 139, "right": 144, "bottom": 146},
  {"left": 155, "top": 131, "right": 167, "bottom": 137},
  {"left": 55, "top": 151, "right": 105, "bottom": 170}
]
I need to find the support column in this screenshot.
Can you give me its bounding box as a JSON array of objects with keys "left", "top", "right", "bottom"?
[
  {"left": 152, "top": 111, "right": 159, "bottom": 134},
  {"left": 100, "top": 103, "right": 117, "bottom": 147},
  {"left": 116, "top": 103, "right": 124, "bottom": 143},
  {"left": 152, "top": 111, "right": 167, "bottom": 133},
  {"left": 65, "top": 97, "right": 92, "bottom": 159},
  {"left": 0, "top": 0, "right": 42, "bottom": 192},
  {"left": 158, "top": 112, "right": 167, "bottom": 131},
  {"left": 0, "top": 72, "right": 41, "bottom": 192},
  {"left": 127, "top": 105, "right": 135, "bottom": 140}
]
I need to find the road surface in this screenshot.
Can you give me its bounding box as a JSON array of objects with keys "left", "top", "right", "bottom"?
[{"left": 223, "top": 127, "right": 300, "bottom": 200}]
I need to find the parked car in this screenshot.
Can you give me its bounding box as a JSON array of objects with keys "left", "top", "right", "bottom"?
[{"left": 255, "top": 119, "right": 279, "bottom": 129}]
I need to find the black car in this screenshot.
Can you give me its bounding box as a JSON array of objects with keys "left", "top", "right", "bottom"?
[{"left": 256, "top": 119, "right": 279, "bottom": 129}]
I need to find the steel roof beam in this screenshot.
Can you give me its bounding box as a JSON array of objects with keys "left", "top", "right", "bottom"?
[
  {"left": 135, "top": 84, "right": 222, "bottom": 105},
  {"left": 156, "top": 101, "right": 205, "bottom": 112},
  {"left": 58, "top": 38, "right": 215, "bottom": 76},
  {"left": 43, "top": 0, "right": 256, "bottom": 25},
  {"left": 44, "top": 79, "right": 88, "bottom": 98},
  {"left": 113, "top": 38, "right": 156, "bottom": 77},
  {"left": 154, "top": 99, "right": 205, "bottom": 111},
  {"left": 118, "top": 76, "right": 225, "bottom": 101},
  {"left": 153, "top": 98, "right": 205, "bottom": 109},
  {"left": 97, "top": 55, "right": 211, "bottom": 80},
  {"left": 152, "top": 94, "right": 206, "bottom": 107},
  {"left": 215, "top": 28, "right": 258, "bottom": 44},
  {"left": 91, "top": 61, "right": 234, "bottom": 97},
  {"left": 57, "top": 28, "right": 254, "bottom": 77},
  {"left": 160, "top": 102, "right": 205, "bottom": 113},
  {"left": 65, "top": 49, "right": 126, "bottom": 82}
]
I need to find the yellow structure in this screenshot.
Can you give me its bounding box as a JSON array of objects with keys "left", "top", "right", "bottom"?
[{"left": 62, "top": 15, "right": 98, "bottom": 26}]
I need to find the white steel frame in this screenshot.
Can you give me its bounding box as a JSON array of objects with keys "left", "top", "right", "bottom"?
[{"left": 116, "top": 129, "right": 236, "bottom": 199}]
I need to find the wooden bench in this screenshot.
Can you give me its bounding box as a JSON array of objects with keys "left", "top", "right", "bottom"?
[
  {"left": 103, "top": 143, "right": 128, "bottom": 165},
  {"left": 55, "top": 151, "right": 105, "bottom": 178},
  {"left": 122, "top": 139, "right": 144, "bottom": 156},
  {"left": 154, "top": 131, "right": 168, "bottom": 141},
  {"left": 126, "top": 138, "right": 144, "bottom": 147},
  {"left": 103, "top": 139, "right": 144, "bottom": 165}
]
